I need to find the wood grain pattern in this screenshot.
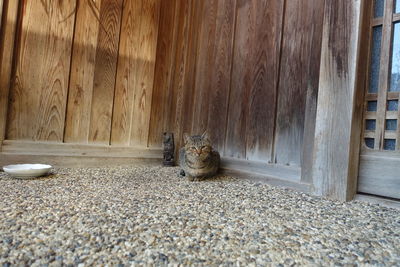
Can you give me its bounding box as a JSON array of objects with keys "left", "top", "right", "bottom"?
[
  {"left": 0, "top": 0, "right": 20, "bottom": 144},
  {"left": 64, "top": 0, "right": 102, "bottom": 143},
  {"left": 245, "top": 0, "right": 284, "bottom": 162},
  {"left": 344, "top": 0, "right": 371, "bottom": 200},
  {"left": 191, "top": 0, "right": 218, "bottom": 136},
  {"left": 148, "top": 0, "right": 179, "bottom": 147},
  {"left": 111, "top": 0, "right": 161, "bottom": 146},
  {"left": 225, "top": 0, "right": 283, "bottom": 160},
  {"left": 312, "top": 0, "right": 363, "bottom": 201},
  {"left": 0, "top": 0, "right": 4, "bottom": 31},
  {"left": 200, "top": 0, "right": 236, "bottom": 153},
  {"left": 88, "top": 0, "right": 123, "bottom": 144},
  {"left": 274, "top": 0, "right": 325, "bottom": 167},
  {"left": 178, "top": 0, "right": 203, "bottom": 148},
  {"left": 224, "top": 0, "right": 254, "bottom": 159},
  {"left": 358, "top": 151, "right": 400, "bottom": 199},
  {"left": 7, "top": 0, "right": 76, "bottom": 141},
  {"left": 299, "top": 0, "right": 325, "bottom": 182},
  {"left": 1, "top": 0, "right": 333, "bottom": 195},
  {"left": 146, "top": 0, "right": 324, "bottom": 166},
  {"left": 64, "top": 1, "right": 101, "bottom": 143},
  {"left": 111, "top": 0, "right": 144, "bottom": 145},
  {"left": 168, "top": 0, "right": 193, "bottom": 155},
  {"left": 128, "top": 0, "right": 160, "bottom": 146}
]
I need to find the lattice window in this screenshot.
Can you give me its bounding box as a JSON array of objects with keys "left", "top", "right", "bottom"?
[{"left": 363, "top": 0, "right": 400, "bottom": 151}]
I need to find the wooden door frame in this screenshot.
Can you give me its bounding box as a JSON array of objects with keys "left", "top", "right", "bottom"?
[
  {"left": 310, "top": 0, "right": 369, "bottom": 201},
  {"left": 357, "top": 0, "right": 400, "bottom": 200}
]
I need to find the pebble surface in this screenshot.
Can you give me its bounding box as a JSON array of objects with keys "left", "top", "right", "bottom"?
[{"left": 0, "top": 165, "right": 399, "bottom": 266}]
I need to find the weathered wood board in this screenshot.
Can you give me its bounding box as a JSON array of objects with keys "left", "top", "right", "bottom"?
[
  {"left": 224, "top": 0, "right": 253, "bottom": 159},
  {"left": 167, "top": 0, "right": 195, "bottom": 155},
  {"left": 312, "top": 0, "right": 363, "bottom": 201},
  {"left": 7, "top": 0, "right": 77, "bottom": 141},
  {"left": 191, "top": 0, "right": 219, "bottom": 137},
  {"left": 225, "top": 0, "right": 284, "bottom": 160},
  {"left": 0, "top": 0, "right": 4, "bottom": 32},
  {"left": 64, "top": 0, "right": 102, "bottom": 143},
  {"left": 88, "top": 0, "right": 123, "bottom": 144},
  {"left": 244, "top": 0, "right": 284, "bottom": 162},
  {"left": 148, "top": 0, "right": 179, "bottom": 147},
  {"left": 1, "top": 0, "right": 325, "bottom": 189},
  {"left": 111, "top": 0, "right": 160, "bottom": 146},
  {"left": 0, "top": 0, "right": 20, "bottom": 143},
  {"left": 358, "top": 151, "right": 400, "bottom": 199},
  {"left": 274, "top": 0, "right": 325, "bottom": 167},
  {"left": 191, "top": 0, "right": 236, "bottom": 153}
]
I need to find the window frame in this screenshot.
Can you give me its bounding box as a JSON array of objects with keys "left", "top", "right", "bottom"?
[{"left": 363, "top": 0, "right": 400, "bottom": 151}]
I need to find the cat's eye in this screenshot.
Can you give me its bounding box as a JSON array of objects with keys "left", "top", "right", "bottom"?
[{"left": 191, "top": 146, "right": 196, "bottom": 150}]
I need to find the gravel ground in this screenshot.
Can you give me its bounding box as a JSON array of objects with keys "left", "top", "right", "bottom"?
[{"left": 0, "top": 165, "right": 399, "bottom": 266}]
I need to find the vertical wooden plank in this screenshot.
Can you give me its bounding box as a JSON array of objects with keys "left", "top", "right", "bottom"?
[
  {"left": 148, "top": 0, "right": 179, "bottom": 147},
  {"left": 206, "top": 0, "right": 237, "bottom": 153},
  {"left": 7, "top": 0, "right": 76, "bottom": 141},
  {"left": 110, "top": 0, "right": 144, "bottom": 145},
  {"left": 274, "top": 0, "right": 325, "bottom": 166},
  {"left": 300, "top": 0, "right": 326, "bottom": 182},
  {"left": 191, "top": 0, "right": 218, "bottom": 135},
  {"left": 0, "top": 0, "right": 4, "bottom": 31},
  {"left": 224, "top": 0, "right": 254, "bottom": 159},
  {"left": 312, "top": 0, "right": 363, "bottom": 201},
  {"left": 64, "top": 0, "right": 102, "bottom": 143},
  {"left": 245, "top": 0, "right": 284, "bottom": 162},
  {"left": 225, "top": 0, "right": 282, "bottom": 160},
  {"left": 0, "top": 0, "right": 20, "bottom": 144},
  {"left": 169, "top": 0, "right": 193, "bottom": 154},
  {"left": 88, "top": 0, "right": 123, "bottom": 144},
  {"left": 128, "top": 0, "right": 161, "bottom": 146},
  {"left": 179, "top": 0, "right": 204, "bottom": 144}
]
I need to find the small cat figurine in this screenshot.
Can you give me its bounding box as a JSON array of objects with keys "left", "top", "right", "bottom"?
[
  {"left": 179, "top": 132, "right": 220, "bottom": 181},
  {"left": 163, "top": 132, "right": 175, "bottom": 166}
]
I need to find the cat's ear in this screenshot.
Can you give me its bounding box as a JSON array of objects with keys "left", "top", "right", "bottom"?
[
  {"left": 201, "top": 131, "right": 210, "bottom": 140},
  {"left": 183, "top": 133, "right": 190, "bottom": 144}
]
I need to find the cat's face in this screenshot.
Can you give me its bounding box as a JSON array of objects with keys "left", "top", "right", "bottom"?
[{"left": 184, "top": 133, "right": 212, "bottom": 163}]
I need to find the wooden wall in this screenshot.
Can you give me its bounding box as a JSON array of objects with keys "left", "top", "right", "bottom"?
[
  {"left": 149, "top": 0, "right": 325, "bottom": 169},
  {"left": 1, "top": 0, "right": 325, "bottom": 170},
  {"left": 4, "top": 0, "right": 160, "bottom": 147}
]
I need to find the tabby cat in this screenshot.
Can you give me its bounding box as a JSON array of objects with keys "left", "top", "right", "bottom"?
[{"left": 179, "top": 132, "right": 220, "bottom": 181}]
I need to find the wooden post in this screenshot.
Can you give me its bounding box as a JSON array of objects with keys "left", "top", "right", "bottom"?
[
  {"left": 0, "top": 0, "right": 20, "bottom": 147},
  {"left": 312, "top": 0, "right": 365, "bottom": 201},
  {"left": 0, "top": 0, "right": 4, "bottom": 32}
]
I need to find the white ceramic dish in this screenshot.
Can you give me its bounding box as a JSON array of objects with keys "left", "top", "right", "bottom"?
[{"left": 2, "top": 164, "right": 52, "bottom": 179}]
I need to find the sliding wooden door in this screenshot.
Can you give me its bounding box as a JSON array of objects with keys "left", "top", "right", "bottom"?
[{"left": 359, "top": 0, "right": 400, "bottom": 199}]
